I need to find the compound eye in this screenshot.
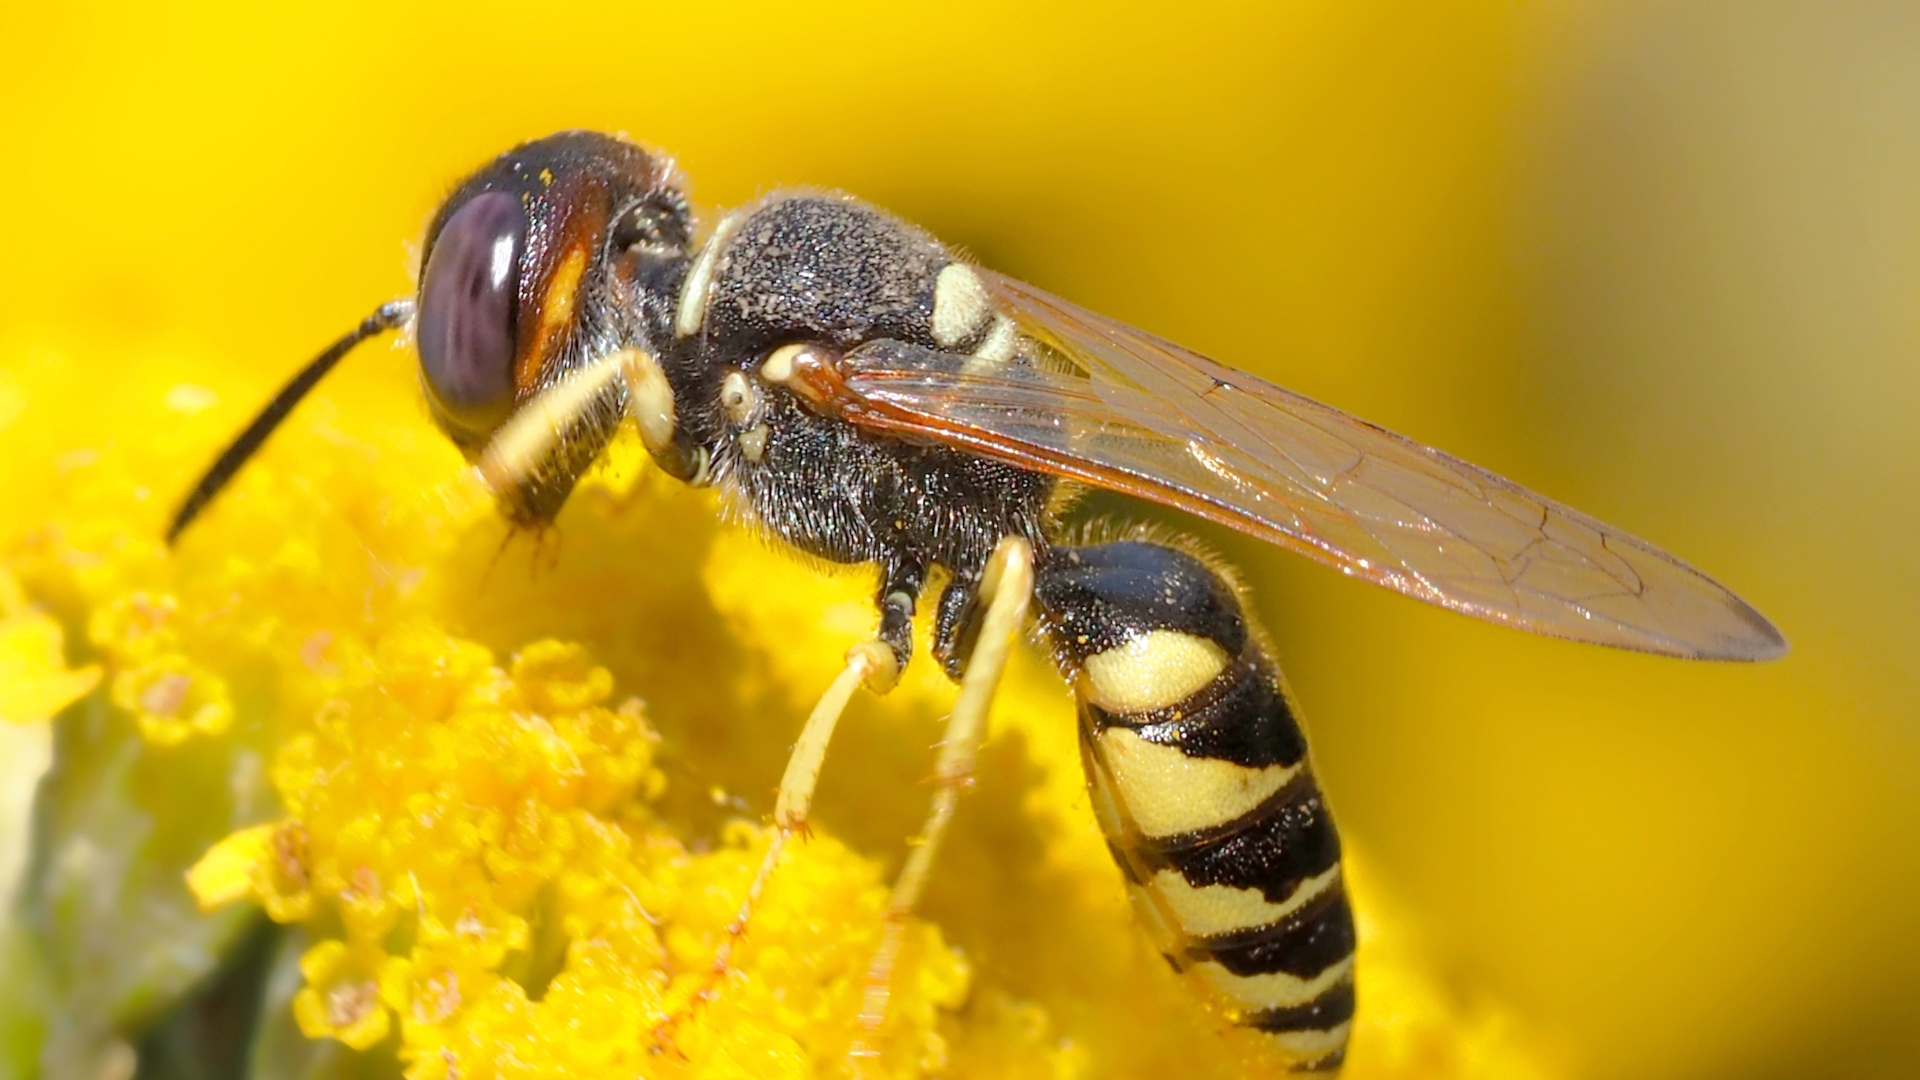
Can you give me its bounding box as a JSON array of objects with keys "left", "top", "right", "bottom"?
[{"left": 418, "top": 190, "right": 526, "bottom": 439}]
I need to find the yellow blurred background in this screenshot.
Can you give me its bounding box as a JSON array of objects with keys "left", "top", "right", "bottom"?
[{"left": 2, "top": 1, "right": 1916, "bottom": 1078}]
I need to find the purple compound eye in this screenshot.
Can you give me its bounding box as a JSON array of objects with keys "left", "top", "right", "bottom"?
[{"left": 418, "top": 190, "right": 526, "bottom": 439}]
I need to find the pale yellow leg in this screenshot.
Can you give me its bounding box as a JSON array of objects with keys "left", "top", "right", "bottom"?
[
  {"left": 852, "top": 536, "right": 1034, "bottom": 1058},
  {"left": 473, "top": 349, "right": 630, "bottom": 497},
  {"left": 470, "top": 345, "right": 679, "bottom": 502},
  {"left": 652, "top": 638, "right": 899, "bottom": 1051}
]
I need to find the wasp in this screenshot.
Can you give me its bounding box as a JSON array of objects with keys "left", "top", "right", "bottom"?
[{"left": 168, "top": 131, "right": 1784, "bottom": 1072}]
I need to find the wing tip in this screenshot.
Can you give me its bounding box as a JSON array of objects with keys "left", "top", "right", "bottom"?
[
  {"left": 1700, "top": 595, "right": 1788, "bottom": 662},
  {"left": 1430, "top": 581, "right": 1788, "bottom": 662}
]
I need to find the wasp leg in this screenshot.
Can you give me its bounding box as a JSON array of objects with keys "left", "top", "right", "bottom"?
[
  {"left": 876, "top": 561, "right": 926, "bottom": 671},
  {"left": 930, "top": 568, "right": 982, "bottom": 682},
  {"left": 852, "top": 536, "right": 1033, "bottom": 1055},
  {"left": 471, "top": 347, "right": 629, "bottom": 523},
  {"left": 651, "top": 634, "right": 900, "bottom": 1053}
]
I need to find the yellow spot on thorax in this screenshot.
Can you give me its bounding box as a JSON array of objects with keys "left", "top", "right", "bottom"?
[{"left": 932, "top": 262, "right": 991, "bottom": 347}]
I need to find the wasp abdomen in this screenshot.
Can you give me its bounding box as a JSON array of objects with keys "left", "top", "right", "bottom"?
[{"left": 1036, "top": 541, "right": 1354, "bottom": 1072}]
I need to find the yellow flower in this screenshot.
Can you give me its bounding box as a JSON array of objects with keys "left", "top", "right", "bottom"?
[
  {"left": 184, "top": 820, "right": 314, "bottom": 924},
  {"left": 109, "top": 652, "right": 234, "bottom": 746},
  {"left": 294, "top": 938, "right": 401, "bottom": 1050},
  {"left": 4, "top": 334, "right": 1561, "bottom": 1077}
]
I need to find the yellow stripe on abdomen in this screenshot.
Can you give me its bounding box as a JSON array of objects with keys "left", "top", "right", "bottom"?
[
  {"left": 1092, "top": 722, "right": 1299, "bottom": 838},
  {"left": 1080, "top": 629, "right": 1229, "bottom": 712},
  {"left": 1148, "top": 864, "right": 1341, "bottom": 938}
]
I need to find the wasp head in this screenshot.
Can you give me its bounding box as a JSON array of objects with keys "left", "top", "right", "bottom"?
[
  {"left": 170, "top": 132, "right": 700, "bottom": 544},
  {"left": 416, "top": 131, "right": 697, "bottom": 521}
]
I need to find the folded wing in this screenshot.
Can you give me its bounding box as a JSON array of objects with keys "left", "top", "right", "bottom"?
[{"left": 831, "top": 270, "right": 1783, "bottom": 661}]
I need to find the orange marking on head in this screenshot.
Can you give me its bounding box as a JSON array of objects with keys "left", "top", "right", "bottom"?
[{"left": 514, "top": 244, "right": 588, "bottom": 393}]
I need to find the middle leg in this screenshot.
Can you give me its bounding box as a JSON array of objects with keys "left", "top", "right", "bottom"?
[
  {"left": 854, "top": 535, "right": 1034, "bottom": 1044},
  {"left": 652, "top": 625, "right": 903, "bottom": 1050}
]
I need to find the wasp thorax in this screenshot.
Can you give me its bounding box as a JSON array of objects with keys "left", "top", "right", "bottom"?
[{"left": 417, "top": 190, "right": 526, "bottom": 444}]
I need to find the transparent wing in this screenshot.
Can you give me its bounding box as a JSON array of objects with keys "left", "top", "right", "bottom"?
[{"left": 835, "top": 270, "right": 1784, "bottom": 660}]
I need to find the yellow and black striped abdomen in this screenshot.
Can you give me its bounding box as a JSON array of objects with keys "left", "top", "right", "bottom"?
[{"left": 1036, "top": 541, "right": 1353, "bottom": 1072}]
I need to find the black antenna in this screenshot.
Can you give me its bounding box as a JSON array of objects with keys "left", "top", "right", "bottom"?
[{"left": 167, "top": 298, "right": 415, "bottom": 545}]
